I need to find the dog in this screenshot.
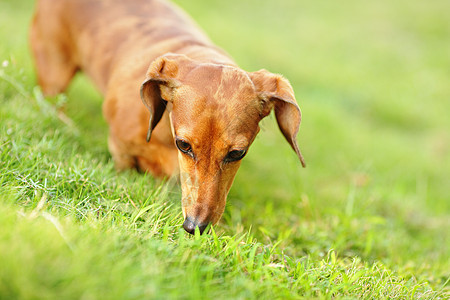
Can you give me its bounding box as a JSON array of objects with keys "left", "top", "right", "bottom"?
[{"left": 30, "top": 0, "right": 306, "bottom": 234}]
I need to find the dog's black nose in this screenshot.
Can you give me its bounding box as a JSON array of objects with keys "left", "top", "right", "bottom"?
[{"left": 183, "top": 217, "right": 208, "bottom": 235}]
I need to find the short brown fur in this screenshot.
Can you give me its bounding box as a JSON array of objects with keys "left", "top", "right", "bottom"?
[{"left": 30, "top": 0, "right": 305, "bottom": 234}]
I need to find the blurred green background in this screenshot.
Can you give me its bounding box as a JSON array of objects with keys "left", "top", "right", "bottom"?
[{"left": 0, "top": 0, "right": 449, "bottom": 298}]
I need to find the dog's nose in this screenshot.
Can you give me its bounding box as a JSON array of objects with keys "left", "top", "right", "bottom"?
[{"left": 182, "top": 217, "right": 209, "bottom": 235}]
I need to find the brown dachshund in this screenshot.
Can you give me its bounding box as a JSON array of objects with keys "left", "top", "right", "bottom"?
[{"left": 30, "top": 0, "right": 306, "bottom": 234}]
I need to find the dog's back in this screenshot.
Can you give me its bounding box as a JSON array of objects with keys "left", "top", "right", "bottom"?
[
  {"left": 31, "top": 0, "right": 220, "bottom": 94},
  {"left": 30, "top": 0, "right": 305, "bottom": 234}
]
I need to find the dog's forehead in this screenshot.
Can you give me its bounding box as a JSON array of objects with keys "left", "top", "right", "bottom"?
[
  {"left": 182, "top": 63, "right": 257, "bottom": 101},
  {"left": 171, "top": 65, "right": 262, "bottom": 147}
]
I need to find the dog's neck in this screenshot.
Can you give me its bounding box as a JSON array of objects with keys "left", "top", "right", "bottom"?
[{"left": 177, "top": 44, "right": 236, "bottom": 68}]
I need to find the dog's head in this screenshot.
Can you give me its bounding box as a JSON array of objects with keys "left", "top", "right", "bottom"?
[{"left": 141, "top": 53, "right": 305, "bottom": 234}]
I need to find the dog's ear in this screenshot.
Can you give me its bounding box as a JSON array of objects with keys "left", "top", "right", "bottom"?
[
  {"left": 249, "top": 69, "right": 306, "bottom": 167},
  {"left": 140, "top": 54, "right": 191, "bottom": 142}
]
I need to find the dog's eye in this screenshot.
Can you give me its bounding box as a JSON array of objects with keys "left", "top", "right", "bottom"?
[
  {"left": 176, "top": 139, "right": 192, "bottom": 154},
  {"left": 224, "top": 149, "right": 246, "bottom": 163}
]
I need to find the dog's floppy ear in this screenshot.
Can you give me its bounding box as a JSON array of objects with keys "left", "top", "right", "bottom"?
[
  {"left": 249, "top": 69, "right": 306, "bottom": 167},
  {"left": 140, "top": 53, "right": 191, "bottom": 142}
]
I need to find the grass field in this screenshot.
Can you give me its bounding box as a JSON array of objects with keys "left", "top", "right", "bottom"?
[{"left": 1, "top": 0, "right": 449, "bottom": 298}]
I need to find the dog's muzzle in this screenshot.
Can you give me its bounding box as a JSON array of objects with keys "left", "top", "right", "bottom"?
[{"left": 182, "top": 217, "right": 209, "bottom": 235}]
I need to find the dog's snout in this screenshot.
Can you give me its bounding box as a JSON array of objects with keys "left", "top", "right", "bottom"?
[{"left": 182, "top": 217, "right": 209, "bottom": 235}]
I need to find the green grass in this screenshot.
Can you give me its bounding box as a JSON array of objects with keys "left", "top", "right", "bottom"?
[{"left": 1, "top": 0, "right": 449, "bottom": 298}]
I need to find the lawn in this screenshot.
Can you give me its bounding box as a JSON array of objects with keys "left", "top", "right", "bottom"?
[{"left": 1, "top": 0, "right": 449, "bottom": 298}]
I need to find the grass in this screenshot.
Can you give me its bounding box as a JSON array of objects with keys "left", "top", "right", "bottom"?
[{"left": 1, "top": 0, "right": 449, "bottom": 298}]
